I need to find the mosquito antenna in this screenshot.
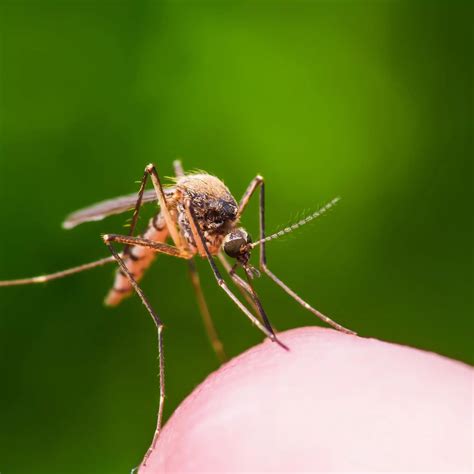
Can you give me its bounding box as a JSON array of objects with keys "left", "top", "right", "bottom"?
[
  {"left": 250, "top": 197, "right": 341, "bottom": 248},
  {"left": 0, "top": 256, "right": 116, "bottom": 287}
]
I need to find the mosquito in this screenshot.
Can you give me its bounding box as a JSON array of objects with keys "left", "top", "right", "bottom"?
[{"left": 0, "top": 160, "right": 356, "bottom": 469}]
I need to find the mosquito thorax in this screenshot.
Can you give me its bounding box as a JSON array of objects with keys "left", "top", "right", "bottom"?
[{"left": 222, "top": 228, "right": 252, "bottom": 260}]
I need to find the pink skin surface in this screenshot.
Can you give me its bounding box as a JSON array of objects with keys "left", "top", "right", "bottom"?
[{"left": 140, "top": 327, "right": 472, "bottom": 473}]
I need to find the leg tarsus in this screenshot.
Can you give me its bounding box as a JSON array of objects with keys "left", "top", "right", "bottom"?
[
  {"left": 240, "top": 174, "right": 357, "bottom": 336},
  {"left": 184, "top": 199, "right": 285, "bottom": 347},
  {"left": 262, "top": 263, "right": 356, "bottom": 335},
  {"left": 102, "top": 238, "right": 166, "bottom": 469}
]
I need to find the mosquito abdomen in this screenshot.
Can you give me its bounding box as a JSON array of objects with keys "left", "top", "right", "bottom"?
[{"left": 105, "top": 212, "right": 169, "bottom": 306}]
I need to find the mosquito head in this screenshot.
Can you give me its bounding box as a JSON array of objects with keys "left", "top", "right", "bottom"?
[{"left": 222, "top": 228, "right": 252, "bottom": 263}]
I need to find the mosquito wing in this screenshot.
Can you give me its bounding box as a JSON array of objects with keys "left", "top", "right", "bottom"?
[{"left": 62, "top": 188, "right": 175, "bottom": 229}]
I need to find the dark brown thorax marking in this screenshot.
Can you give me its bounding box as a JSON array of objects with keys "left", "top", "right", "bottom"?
[
  {"left": 171, "top": 174, "right": 239, "bottom": 256},
  {"left": 106, "top": 174, "right": 239, "bottom": 304}
]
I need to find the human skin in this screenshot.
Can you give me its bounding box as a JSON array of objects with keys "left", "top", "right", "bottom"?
[{"left": 139, "top": 327, "right": 472, "bottom": 473}]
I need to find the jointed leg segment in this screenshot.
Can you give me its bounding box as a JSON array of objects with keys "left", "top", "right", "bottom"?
[
  {"left": 173, "top": 160, "right": 228, "bottom": 364},
  {"left": 145, "top": 163, "right": 184, "bottom": 249},
  {"left": 0, "top": 256, "right": 116, "bottom": 287},
  {"left": 187, "top": 259, "right": 227, "bottom": 363},
  {"left": 103, "top": 234, "right": 191, "bottom": 259},
  {"left": 217, "top": 252, "right": 260, "bottom": 315},
  {"left": 184, "top": 198, "right": 288, "bottom": 351},
  {"left": 103, "top": 163, "right": 186, "bottom": 469},
  {"left": 240, "top": 175, "right": 356, "bottom": 336},
  {"left": 102, "top": 236, "right": 165, "bottom": 468}
]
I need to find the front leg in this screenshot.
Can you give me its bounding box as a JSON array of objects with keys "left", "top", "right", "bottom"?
[
  {"left": 184, "top": 198, "right": 288, "bottom": 351},
  {"left": 103, "top": 233, "right": 192, "bottom": 259},
  {"left": 173, "top": 160, "right": 228, "bottom": 364},
  {"left": 241, "top": 175, "right": 357, "bottom": 335},
  {"left": 145, "top": 163, "right": 185, "bottom": 250}
]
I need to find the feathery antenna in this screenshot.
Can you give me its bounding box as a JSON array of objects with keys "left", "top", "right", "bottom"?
[{"left": 250, "top": 197, "right": 341, "bottom": 248}]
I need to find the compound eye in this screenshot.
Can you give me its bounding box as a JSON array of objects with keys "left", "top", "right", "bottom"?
[{"left": 223, "top": 237, "right": 245, "bottom": 258}]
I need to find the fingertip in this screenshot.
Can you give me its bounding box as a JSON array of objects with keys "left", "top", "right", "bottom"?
[{"left": 140, "top": 327, "right": 472, "bottom": 473}]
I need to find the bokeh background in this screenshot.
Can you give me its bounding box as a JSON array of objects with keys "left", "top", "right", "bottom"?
[{"left": 0, "top": 1, "right": 472, "bottom": 473}]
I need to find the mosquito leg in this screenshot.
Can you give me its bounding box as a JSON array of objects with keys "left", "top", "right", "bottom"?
[
  {"left": 103, "top": 231, "right": 192, "bottom": 465},
  {"left": 237, "top": 174, "right": 263, "bottom": 219},
  {"left": 187, "top": 259, "right": 227, "bottom": 363},
  {"left": 217, "top": 252, "right": 281, "bottom": 334},
  {"left": 128, "top": 168, "right": 152, "bottom": 240},
  {"left": 217, "top": 252, "right": 260, "bottom": 314},
  {"left": 172, "top": 160, "right": 228, "bottom": 363},
  {"left": 219, "top": 254, "right": 272, "bottom": 330},
  {"left": 145, "top": 163, "right": 184, "bottom": 249},
  {"left": 102, "top": 239, "right": 165, "bottom": 469},
  {"left": 240, "top": 265, "right": 279, "bottom": 336},
  {"left": 0, "top": 256, "right": 116, "bottom": 287},
  {"left": 184, "top": 199, "right": 288, "bottom": 351},
  {"left": 4, "top": 168, "right": 154, "bottom": 287},
  {"left": 103, "top": 234, "right": 191, "bottom": 259},
  {"left": 249, "top": 177, "right": 357, "bottom": 335}
]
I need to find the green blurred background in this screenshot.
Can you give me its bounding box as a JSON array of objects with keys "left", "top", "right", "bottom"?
[{"left": 0, "top": 1, "right": 471, "bottom": 473}]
